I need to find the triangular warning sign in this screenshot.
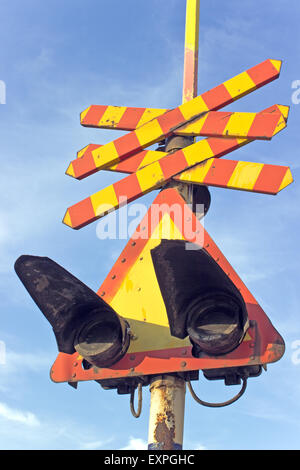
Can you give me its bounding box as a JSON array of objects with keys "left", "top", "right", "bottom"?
[{"left": 51, "top": 188, "right": 284, "bottom": 385}]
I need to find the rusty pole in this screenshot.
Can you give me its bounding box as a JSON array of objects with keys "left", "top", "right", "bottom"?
[
  {"left": 148, "top": 376, "right": 186, "bottom": 450},
  {"left": 147, "top": 0, "right": 200, "bottom": 451}
]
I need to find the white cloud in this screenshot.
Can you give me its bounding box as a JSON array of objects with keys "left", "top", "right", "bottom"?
[
  {"left": 0, "top": 348, "right": 51, "bottom": 374},
  {"left": 0, "top": 395, "right": 117, "bottom": 450},
  {"left": 195, "top": 444, "right": 207, "bottom": 450},
  {"left": 0, "top": 159, "right": 65, "bottom": 276},
  {"left": 0, "top": 348, "right": 52, "bottom": 394},
  {"left": 6, "top": 349, "right": 51, "bottom": 371},
  {"left": 80, "top": 441, "right": 106, "bottom": 450},
  {"left": 121, "top": 437, "right": 147, "bottom": 450},
  {"left": 241, "top": 405, "right": 300, "bottom": 429},
  {"left": 0, "top": 402, "right": 40, "bottom": 427},
  {"left": 79, "top": 438, "right": 115, "bottom": 450},
  {"left": 119, "top": 437, "right": 206, "bottom": 451},
  {"left": 0, "top": 410, "right": 117, "bottom": 450},
  {"left": 15, "top": 47, "right": 54, "bottom": 76}
]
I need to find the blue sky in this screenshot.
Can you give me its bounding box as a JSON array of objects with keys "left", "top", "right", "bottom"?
[{"left": 0, "top": 0, "right": 299, "bottom": 450}]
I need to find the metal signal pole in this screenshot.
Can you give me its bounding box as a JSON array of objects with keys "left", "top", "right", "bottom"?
[{"left": 147, "top": 0, "right": 200, "bottom": 451}]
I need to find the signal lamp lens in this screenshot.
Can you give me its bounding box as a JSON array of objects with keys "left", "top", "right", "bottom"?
[
  {"left": 186, "top": 294, "right": 245, "bottom": 355},
  {"left": 151, "top": 240, "right": 249, "bottom": 356},
  {"left": 74, "top": 316, "right": 130, "bottom": 368}
]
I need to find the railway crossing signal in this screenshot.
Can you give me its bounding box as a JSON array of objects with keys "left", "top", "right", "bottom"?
[
  {"left": 14, "top": 0, "right": 293, "bottom": 450},
  {"left": 15, "top": 61, "right": 292, "bottom": 389},
  {"left": 15, "top": 59, "right": 292, "bottom": 395}
]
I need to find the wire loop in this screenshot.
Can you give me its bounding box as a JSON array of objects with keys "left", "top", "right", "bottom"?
[
  {"left": 187, "top": 376, "right": 247, "bottom": 408},
  {"left": 130, "top": 382, "right": 143, "bottom": 418}
]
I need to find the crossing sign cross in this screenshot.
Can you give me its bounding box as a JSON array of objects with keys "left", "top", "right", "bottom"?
[{"left": 62, "top": 60, "right": 292, "bottom": 230}]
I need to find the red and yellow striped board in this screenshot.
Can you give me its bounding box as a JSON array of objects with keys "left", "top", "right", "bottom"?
[
  {"left": 81, "top": 105, "right": 167, "bottom": 131},
  {"left": 176, "top": 159, "right": 293, "bottom": 194},
  {"left": 63, "top": 136, "right": 239, "bottom": 229},
  {"left": 80, "top": 108, "right": 286, "bottom": 141},
  {"left": 174, "top": 110, "right": 286, "bottom": 140},
  {"left": 106, "top": 151, "right": 293, "bottom": 196},
  {"left": 105, "top": 103, "right": 291, "bottom": 192},
  {"left": 73, "top": 103, "right": 288, "bottom": 181},
  {"left": 62, "top": 105, "right": 289, "bottom": 230},
  {"left": 67, "top": 59, "right": 282, "bottom": 180}
]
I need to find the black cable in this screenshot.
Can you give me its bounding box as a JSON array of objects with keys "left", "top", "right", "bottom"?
[
  {"left": 187, "top": 376, "right": 247, "bottom": 408},
  {"left": 130, "top": 383, "right": 143, "bottom": 418}
]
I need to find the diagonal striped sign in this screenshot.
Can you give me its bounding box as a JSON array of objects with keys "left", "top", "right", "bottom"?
[
  {"left": 81, "top": 108, "right": 286, "bottom": 142},
  {"left": 174, "top": 110, "right": 286, "bottom": 140},
  {"left": 175, "top": 159, "right": 293, "bottom": 195},
  {"left": 75, "top": 108, "right": 286, "bottom": 180},
  {"left": 66, "top": 59, "right": 282, "bottom": 180},
  {"left": 62, "top": 105, "right": 289, "bottom": 230},
  {"left": 81, "top": 105, "right": 168, "bottom": 131},
  {"left": 63, "top": 137, "right": 242, "bottom": 229},
  {"left": 105, "top": 151, "right": 293, "bottom": 196},
  {"left": 104, "top": 104, "right": 289, "bottom": 170}
]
